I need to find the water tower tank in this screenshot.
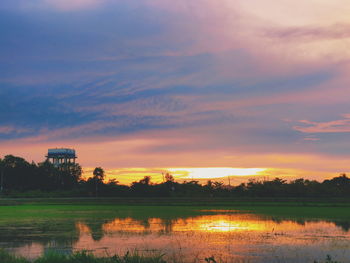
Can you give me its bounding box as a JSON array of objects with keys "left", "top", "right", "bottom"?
[
  {"left": 46, "top": 148, "right": 77, "bottom": 167},
  {"left": 47, "top": 148, "right": 76, "bottom": 158}
]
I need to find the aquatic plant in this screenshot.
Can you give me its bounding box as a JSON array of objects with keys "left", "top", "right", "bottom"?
[
  {"left": 314, "top": 255, "right": 340, "bottom": 263},
  {"left": 0, "top": 250, "right": 166, "bottom": 263},
  {"left": 0, "top": 249, "right": 27, "bottom": 263},
  {"left": 204, "top": 256, "right": 217, "bottom": 263}
]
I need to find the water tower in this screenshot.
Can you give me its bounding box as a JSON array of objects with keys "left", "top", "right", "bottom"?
[{"left": 46, "top": 148, "right": 77, "bottom": 168}]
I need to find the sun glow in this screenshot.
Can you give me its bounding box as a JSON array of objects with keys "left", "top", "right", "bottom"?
[
  {"left": 84, "top": 167, "right": 267, "bottom": 184},
  {"left": 168, "top": 167, "right": 266, "bottom": 179}
]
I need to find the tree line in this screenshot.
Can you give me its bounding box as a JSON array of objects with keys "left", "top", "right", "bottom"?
[{"left": 1, "top": 154, "right": 350, "bottom": 198}]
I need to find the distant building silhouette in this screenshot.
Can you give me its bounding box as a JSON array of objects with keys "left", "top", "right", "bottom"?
[{"left": 46, "top": 148, "right": 77, "bottom": 169}]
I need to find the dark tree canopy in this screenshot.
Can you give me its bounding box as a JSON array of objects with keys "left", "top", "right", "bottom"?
[
  {"left": 93, "top": 167, "right": 105, "bottom": 182},
  {"left": 1, "top": 154, "right": 350, "bottom": 198}
]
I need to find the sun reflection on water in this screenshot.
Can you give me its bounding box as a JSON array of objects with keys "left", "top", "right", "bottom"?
[
  {"left": 198, "top": 219, "right": 259, "bottom": 232},
  {"left": 99, "top": 214, "right": 348, "bottom": 234},
  {"left": 8, "top": 212, "right": 350, "bottom": 263},
  {"left": 101, "top": 215, "right": 267, "bottom": 233}
]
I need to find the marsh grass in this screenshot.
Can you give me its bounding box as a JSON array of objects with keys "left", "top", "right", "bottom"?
[
  {"left": 314, "top": 255, "right": 340, "bottom": 263},
  {"left": 0, "top": 250, "right": 166, "bottom": 263},
  {"left": 0, "top": 250, "right": 345, "bottom": 263}
]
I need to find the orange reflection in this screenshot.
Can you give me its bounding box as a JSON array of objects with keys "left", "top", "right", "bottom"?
[
  {"left": 101, "top": 214, "right": 330, "bottom": 234},
  {"left": 103, "top": 218, "right": 166, "bottom": 233},
  {"left": 76, "top": 222, "right": 91, "bottom": 233}
]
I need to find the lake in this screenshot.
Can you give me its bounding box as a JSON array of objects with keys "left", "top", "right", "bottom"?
[{"left": 1, "top": 204, "right": 350, "bottom": 262}]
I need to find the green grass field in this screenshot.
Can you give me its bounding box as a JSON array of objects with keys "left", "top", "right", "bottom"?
[{"left": 0, "top": 197, "right": 350, "bottom": 222}]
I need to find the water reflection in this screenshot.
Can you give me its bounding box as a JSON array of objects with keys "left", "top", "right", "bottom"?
[{"left": 2, "top": 212, "right": 350, "bottom": 263}]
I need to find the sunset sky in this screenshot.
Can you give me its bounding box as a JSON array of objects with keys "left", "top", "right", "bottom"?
[{"left": 1, "top": 0, "right": 350, "bottom": 184}]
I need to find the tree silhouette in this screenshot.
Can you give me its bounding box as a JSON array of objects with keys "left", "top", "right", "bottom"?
[
  {"left": 91, "top": 167, "right": 105, "bottom": 197},
  {"left": 165, "top": 173, "right": 174, "bottom": 182},
  {"left": 93, "top": 167, "right": 105, "bottom": 182},
  {"left": 1, "top": 153, "right": 350, "bottom": 198}
]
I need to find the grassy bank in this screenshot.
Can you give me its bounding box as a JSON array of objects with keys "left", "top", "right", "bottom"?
[
  {"left": 2, "top": 197, "right": 350, "bottom": 206},
  {"left": 1, "top": 198, "right": 350, "bottom": 222},
  {"left": 0, "top": 250, "right": 165, "bottom": 263}
]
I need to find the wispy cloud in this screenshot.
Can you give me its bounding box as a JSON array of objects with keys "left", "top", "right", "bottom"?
[
  {"left": 43, "top": 0, "right": 107, "bottom": 11},
  {"left": 266, "top": 24, "right": 350, "bottom": 41},
  {"left": 0, "top": 125, "right": 31, "bottom": 136},
  {"left": 294, "top": 115, "right": 350, "bottom": 133}
]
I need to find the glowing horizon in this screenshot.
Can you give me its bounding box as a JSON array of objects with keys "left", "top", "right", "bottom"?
[
  {"left": 83, "top": 167, "right": 267, "bottom": 185},
  {"left": 81, "top": 166, "right": 339, "bottom": 185},
  {"left": 84, "top": 167, "right": 268, "bottom": 185}
]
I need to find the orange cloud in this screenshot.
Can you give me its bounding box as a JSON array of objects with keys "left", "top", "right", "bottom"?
[{"left": 1, "top": 131, "right": 349, "bottom": 185}]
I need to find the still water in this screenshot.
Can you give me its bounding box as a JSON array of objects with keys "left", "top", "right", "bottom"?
[{"left": 1, "top": 209, "right": 350, "bottom": 263}]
